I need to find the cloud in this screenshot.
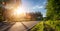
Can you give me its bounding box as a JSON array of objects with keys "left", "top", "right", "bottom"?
[
  {"left": 43, "top": 1, "right": 46, "bottom": 5},
  {"left": 33, "top": 5, "right": 44, "bottom": 9},
  {"left": 38, "top": 6, "right": 44, "bottom": 8}
]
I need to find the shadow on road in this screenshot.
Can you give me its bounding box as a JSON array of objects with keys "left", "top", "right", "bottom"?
[
  {"left": 0, "top": 22, "right": 15, "bottom": 31},
  {"left": 20, "top": 22, "right": 28, "bottom": 29}
]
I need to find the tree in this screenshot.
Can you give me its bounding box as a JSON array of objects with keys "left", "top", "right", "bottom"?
[
  {"left": 29, "top": 12, "right": 43, "bottom": 21},
  {"left": 0, "top": 0, "right": 10, "bottom": 22},
  {"left": 0, "top": 0, "right": 5, "bottom": 22},
  {"left": 46, "top": 0, "right": 60, "bottom": 20},
  {"left": 34, "top": 12, "right": 43, "bottom": 20}
]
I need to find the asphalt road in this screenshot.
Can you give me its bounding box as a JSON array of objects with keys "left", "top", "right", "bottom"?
[
  {"left": 7, "top": 21, "right": 39, "bottom": 31},
  {"left": 0, "top": 22, "right": 15, "bottom": 31}
]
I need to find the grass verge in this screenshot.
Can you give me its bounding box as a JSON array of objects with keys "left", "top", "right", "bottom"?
[{"left": 30, "top": 21, "right": 60, "bottom": 31}]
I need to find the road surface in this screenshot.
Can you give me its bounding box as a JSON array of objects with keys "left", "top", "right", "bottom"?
[{"left": 0, "top": 21, "right": 39, "bottom": 31}]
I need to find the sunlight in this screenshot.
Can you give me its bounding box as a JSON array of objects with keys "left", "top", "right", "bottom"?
[
  {"left": 14, "top": 7, "right": 24, "bottom": 14},
  {"left": 13, "top": 6, "right": 26, "bottom": 17}
]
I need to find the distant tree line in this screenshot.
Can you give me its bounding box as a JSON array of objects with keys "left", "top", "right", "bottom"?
[{"left": 26, "top": 12, "right": 43, "bottom": 21}]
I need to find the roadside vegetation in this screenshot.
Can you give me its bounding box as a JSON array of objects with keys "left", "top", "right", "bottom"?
[
  {"left": 30, "top": 21, "right": 60, "bottom": 31},
  {"left": 30, "top": 21, "right": 43, "bottom": 31}
]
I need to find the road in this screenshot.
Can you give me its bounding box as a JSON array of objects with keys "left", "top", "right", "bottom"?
[{"left": 3, "top": 21, "right": 39, "bottom": 31}]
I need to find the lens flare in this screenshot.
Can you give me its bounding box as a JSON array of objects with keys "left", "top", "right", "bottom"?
[{"left": 13, "top": 6, "right": 26, "bottom": 17}]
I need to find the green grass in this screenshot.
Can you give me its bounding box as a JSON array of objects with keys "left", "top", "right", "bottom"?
[
  {"left": 45, "top": 21, "right": 60, "bottom": 31},
  {"left": 30, "top": 21, "right": 44, "bottom": 31},
  {"left": 30, "top": 21, "right": 60, "bottom": 31}
]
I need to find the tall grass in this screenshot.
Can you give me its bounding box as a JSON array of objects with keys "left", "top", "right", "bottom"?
[{"left": 30, "top": 21, "right": 60, "bottom": 31}]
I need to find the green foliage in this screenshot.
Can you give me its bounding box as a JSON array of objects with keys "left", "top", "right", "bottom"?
[
  {"left": 46, "top": 0, "right": 60, "bottom": 20},
  {"left": 45, "top": 21, "right": 60, "bottom": 31},
  {"left": 30, "top": 21, "right": 60, "bottom": 31},
  {"left": 30, "top": 21, "right": 43, "bottom": 31}
]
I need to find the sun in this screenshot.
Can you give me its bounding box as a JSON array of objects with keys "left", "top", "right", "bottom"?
[
  {"left": 13, "top": 6, "right": 26, "bottom": 17},
  {"left": 15, "top": 7, "right": 25, "bottom": 14}
]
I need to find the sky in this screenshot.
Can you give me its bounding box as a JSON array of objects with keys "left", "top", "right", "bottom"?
[{"left": 21, "top": 0, "right": 47, "bottom": 17}]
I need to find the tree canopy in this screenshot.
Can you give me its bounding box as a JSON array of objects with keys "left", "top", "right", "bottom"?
[{"left": 46, "top": 0, "right": 60, "bottom": 20}]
